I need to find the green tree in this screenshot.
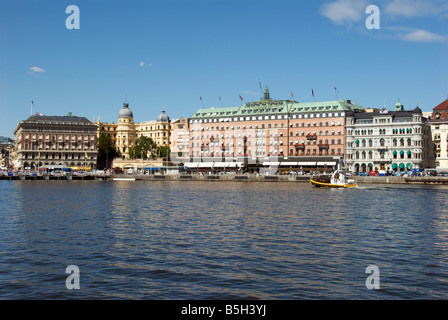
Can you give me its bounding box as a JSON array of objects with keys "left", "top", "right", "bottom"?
[
  {"left": 129, "top": 136, "right": 157, "bottom": 160},
  {"left": 158, "top": 145, "right": 170, "bottom": 159},
  {"left": 97, "top": 134, "right": 120, "bottom": 169}
]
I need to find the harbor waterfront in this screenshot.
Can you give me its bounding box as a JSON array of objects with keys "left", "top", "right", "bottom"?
[
  {"left": 1, "top": 180, "right": 448, "bottom": 299},
  {"left": 1, "top": 172, "right": 448, "bottom": 184}
]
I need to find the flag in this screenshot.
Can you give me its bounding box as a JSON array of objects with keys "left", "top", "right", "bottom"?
[
  {"left": 35, "top": 112, "right": 45, "bottom": 116},
  {"left": 334, "top": 86, "right": 339, "bottom": 93},
  {"left": 239, "top": 94, "right": 243, "bottom": 101},
  {"left": 200, "top": 96, "right": 202, "bottom": 101},
  {"left": 38, "top": 152, "right": 41, "bottom": 159},
  {"left": 291, "top": 90, "right": 294, "bottom": 98},
  {"left": 312, "top": 89, "right": 314, "bottom": 97},
  {"left": 85, "top": 152, "right": 88, "bottom": 159}
]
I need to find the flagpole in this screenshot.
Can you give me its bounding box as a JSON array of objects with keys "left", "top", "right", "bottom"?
[{"left": 200, "top": 97, "right": 205, "bottom": 108}]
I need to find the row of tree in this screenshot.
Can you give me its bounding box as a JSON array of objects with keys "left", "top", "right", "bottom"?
[{"left": 97, "top": 134, "right": 170, "bottom": 169}]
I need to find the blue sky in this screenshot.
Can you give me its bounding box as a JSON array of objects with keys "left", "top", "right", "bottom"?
[{"left": 1, "top": 0, "right": 447, "bottom": 137}]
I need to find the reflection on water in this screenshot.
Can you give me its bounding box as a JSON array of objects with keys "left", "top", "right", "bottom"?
[{"left": 1, "top": 181, "right": 448, "bottom": 299}]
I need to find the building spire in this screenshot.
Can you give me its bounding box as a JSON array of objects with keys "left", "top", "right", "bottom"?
[{"left": 263, "top": 86, "right": 270, "bottom": 101}]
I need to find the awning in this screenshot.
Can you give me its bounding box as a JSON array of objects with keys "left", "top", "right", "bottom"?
[
  {"left": 297, "top": 162, "right": 317, "bottom": 166},
  {"left": 317, "top": 161, "right": 337, "bottom": 166},
  {"left": 393, "top": 150, "right": 397, "bottom": 156},
  {"left": 198, "top": 162, "right": 213, "bottom": 168},
  {"left": 213, "top": 162, "right": 231, "bottom": 168},
  {"left": 400, "top": 150, "right": 404, "bottom": 156},
  {"left": 228, "top": 162, "right": 243, "bottom": 167},
  {"left": 263, "top": 162, "right": 280, "bottom": 166},
  {"left": 407, "top": 150, "right": 412, "bottom": 155},
  {"left": 406, "top": 163, "right": 412, "bottom": 169},
  {"left": 392, "top": 163, "right": 398, "bottom": 170},
  {"left": 399, "top": 163, "right": 405, "bottom": 169},
  {"left": 184, "top": 162, "right": 199, "bottom": 168}
]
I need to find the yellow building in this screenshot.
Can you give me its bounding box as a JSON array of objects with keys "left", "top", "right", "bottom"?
[{"left": 95, "top": 101, "right": 171, "bottom": 161}]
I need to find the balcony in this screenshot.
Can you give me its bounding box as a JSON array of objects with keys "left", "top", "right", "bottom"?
[
  {"left": 318, "top": 143, "right": 329, "bottom": 150},
  {"left": 306, "top": 134, "right": 317, "bottom": 140},
  {"left": 294, "top": 143, "right": 305, "bottom": 150}
]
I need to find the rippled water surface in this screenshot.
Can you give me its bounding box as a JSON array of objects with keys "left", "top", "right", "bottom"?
[{"left": 1, "top": 180, "right": 448, "bottom": 299}]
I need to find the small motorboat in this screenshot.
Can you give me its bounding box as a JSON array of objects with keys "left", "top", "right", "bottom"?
[{"left": 310, "top": 158, "right": 358, "bottom": 188}]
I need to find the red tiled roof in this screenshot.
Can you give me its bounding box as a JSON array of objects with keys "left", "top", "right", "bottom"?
[{"left": 434, "top": 99, "right": 448, "bottom": 110}]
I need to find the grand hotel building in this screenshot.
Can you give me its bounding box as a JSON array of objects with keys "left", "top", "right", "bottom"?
[{"left": 186, "top": 87, "right": 365, "bottom": 171}]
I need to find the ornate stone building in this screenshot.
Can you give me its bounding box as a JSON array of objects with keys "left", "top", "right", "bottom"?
[
  {"left": 13, "top": 114, "right": 98, "bottom": 170},
  {"left": 95, "top": 101, "right": 171, "bottom": 161},
  {"left": 345, "top": 102, "right": 433, "bottom": 173}
]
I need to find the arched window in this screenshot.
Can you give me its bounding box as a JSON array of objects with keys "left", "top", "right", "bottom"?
[{"left": 380, "top": 138, "right": 385, "bottom": 147}]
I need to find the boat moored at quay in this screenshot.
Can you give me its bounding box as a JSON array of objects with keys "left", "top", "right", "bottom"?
[{"left": 310, "top": 158, "right": 358, "bottom": 188}]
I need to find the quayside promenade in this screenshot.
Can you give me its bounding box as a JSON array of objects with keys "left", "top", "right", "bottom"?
[{"left": 2, "top": 173, "right": 448, "bottom": 184}]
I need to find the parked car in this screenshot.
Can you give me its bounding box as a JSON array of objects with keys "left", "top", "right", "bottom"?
[
  {"left": 370, "top": 170, "right": 379, "bottom": 176},
  {"left": 358, "top": 172, "right": 369, "bottom": 176},
  {"left": 438, "top": 171, "right": 448, "bottom": 177}
]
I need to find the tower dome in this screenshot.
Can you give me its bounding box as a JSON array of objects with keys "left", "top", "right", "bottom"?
[
  {"left": 157, "top": 108, "right": 170, "bottom": 122},
  {"left": 119, "top": 102, "right": 133, "bottom": 118}
]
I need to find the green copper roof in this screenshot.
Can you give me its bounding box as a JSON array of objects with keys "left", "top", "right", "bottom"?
[{"left": 191, "top": 99, "right": 364, "bottom": 119}]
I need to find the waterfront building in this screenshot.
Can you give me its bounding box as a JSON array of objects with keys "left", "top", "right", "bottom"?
[
  {"left": 428, "top": 98, "right": 448, "bottom": 170},
  {"left": 13, "top": 113, "right": 98, "bottom": 170},
  {"left": 188, "top": 87, "right": 365, "bottom": 172},
  {"left": 1, "top": 143, "right": 12, "bottom": 169},
  {"left": 345, "top": 102, "right": 433, "bottom": 173},
  {"left": 95, "top": 101, "right": 171, "bottom": 160},
  {"left": 170, "top": 118, "right": 190, "bottom": 162}
]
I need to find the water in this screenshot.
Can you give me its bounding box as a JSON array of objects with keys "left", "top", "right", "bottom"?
[{"left": 1, "top": 180, "right": 448, "bottom": 299}]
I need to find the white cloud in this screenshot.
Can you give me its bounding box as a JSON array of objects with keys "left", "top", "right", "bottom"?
[
  {"left": 30, "top": 66, "right": 45, "bottom": 73},
  {"left": 139, "top": 61, "right": 145, "bottom": 67},
  {"left": 398, "top": 29, "right": 448, "bottom": 43},
  {"left": 320, "top": 0, "right": 368, "bottom": 24},
  {"left": 384, "top": 0, "right": 448, "bottom": 18}
]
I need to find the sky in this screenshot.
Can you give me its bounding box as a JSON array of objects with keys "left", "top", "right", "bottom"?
[{"left": 1, "top": 0, "right": 447, "bottom": 137}]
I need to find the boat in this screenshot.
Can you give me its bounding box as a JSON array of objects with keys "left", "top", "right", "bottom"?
[{"left": 310, "top": 158, "right": 358, "bottom": 188}]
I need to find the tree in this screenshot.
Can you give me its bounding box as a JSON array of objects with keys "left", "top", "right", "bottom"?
[
  {"left": 158, "top": 145, "right": 170, "bottom": 159},
  {"left": 129, "top": 136, "right": 157, "bottom": 160},
  {"left": 97, "top": 134, "right": 120, "bottom": 169}
]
